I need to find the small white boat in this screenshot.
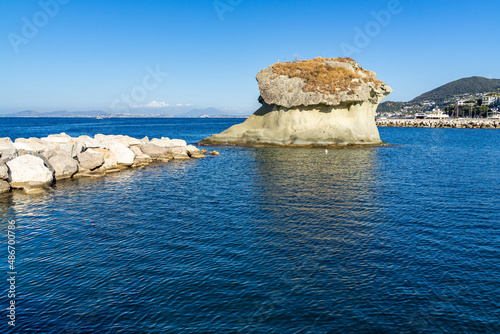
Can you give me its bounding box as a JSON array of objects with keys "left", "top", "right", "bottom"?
[
  {"left": 415, "top": 112, "right": 427, "bottom": 119},
  {"left": 425, "top": 107, "right": 449, "bottom": 119}
]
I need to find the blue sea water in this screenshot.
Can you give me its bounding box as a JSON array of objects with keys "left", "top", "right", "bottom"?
[{"left": 0, "top": 118, "right": 499, "bottom": 333}]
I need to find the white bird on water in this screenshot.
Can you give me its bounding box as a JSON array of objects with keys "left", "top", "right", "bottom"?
[{"left": 325, "top": 149, "right": 328, "bottom": 154}]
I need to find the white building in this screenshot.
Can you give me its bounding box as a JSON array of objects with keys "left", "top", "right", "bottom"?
[{"left": 482, "top": 95, "right": 499, "bottom": 106}]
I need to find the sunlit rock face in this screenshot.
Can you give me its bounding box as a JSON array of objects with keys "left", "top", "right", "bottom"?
[{"left": 202, "top": 57, "right": 392, "bottom": 146}]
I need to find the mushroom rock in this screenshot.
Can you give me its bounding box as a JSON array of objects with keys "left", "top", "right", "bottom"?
[{"left": 201, "top": 57, "right": 392, "bottom": 146}]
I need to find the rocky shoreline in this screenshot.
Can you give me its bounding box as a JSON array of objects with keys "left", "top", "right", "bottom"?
[
  {"left": 376, "top": 119, "right": 500, "bottom": 129},
  {"left": 0, "top": 133, "right": 216, "bottom": 194}
]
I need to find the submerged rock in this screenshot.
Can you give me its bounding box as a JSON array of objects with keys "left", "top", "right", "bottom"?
[
  {"left": 0, "top": 179, "right": 10, "bottom": 193},
  {"left": 201, "top": 57, "right": 392, "bottom": 146}
]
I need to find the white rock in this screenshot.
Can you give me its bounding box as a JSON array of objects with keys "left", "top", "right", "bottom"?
[
  {"left": 7, "top": 155, "right": 54, "bottom": 188},
  {"left": 94, "top": 134, "right": 141, "bottom": 148},
  {"left": 150, "top": 138, "right": 171, "bottom": 147},
  {"left": 41, "top": 133, "right": 73, "bottom": 143},
  {"left": 47, "top": 151, "right": 79, "bottom": 180},
  {"left": 130, "top": 146, "right": 152, "bottom": 164},
  {"left": 0, "top": 138, "right": 17, "bottom": 161},
  {"left": 90, "top": 148, "right": 119, "bottom": 171},
  {"left": 77, "top": 135, "right": 104, "bottom": 148},
  {"left": 77, "top": 150, "right": 105, "bottom": 171},
  {"left": 168, "top": 147, "right": 190, "bottom": 160},
  {"left": 108, "top": 143, "right": 135, "bottom": 166},
  {"left": 0, "top": 162, "right": 9, "bottom": 179},
  {"left": 169, "top": 139, "right": 187, "bottom": 147},
  {"left": 186, "top": 145, "right": 205, "bottom": 158},
  {"left": 14, "top": 138, "right": 52, "bottom": 153}
]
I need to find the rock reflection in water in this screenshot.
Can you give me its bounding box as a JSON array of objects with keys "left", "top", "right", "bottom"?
[{"left": 243, "top": 147, "right": 392, "bottom": 331}]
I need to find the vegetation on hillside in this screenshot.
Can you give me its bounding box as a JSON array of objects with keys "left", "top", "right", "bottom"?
[
  {"left": 411, "top": 76, "right": 500, "bottom": 104},
  {"left": 270, "top": 57, "right": 382, "bottom": 95}
]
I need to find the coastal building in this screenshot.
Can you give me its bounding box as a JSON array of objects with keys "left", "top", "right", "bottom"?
[{"left": 482, "top": 95, "right": 498, "bottom": 106}]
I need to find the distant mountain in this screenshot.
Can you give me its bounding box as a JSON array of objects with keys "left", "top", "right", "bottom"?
[
  {"left": 3, "top": 110, "right": 109, "bottom": 117},
  {"left": 182, "top": 108, "right": 229, "bottom": 117},
  {"left": 411, "top": 76, "right": 500, "bottom": 104},
  {"left": 5, "top": 110, "right": 41, "bottom": 117}
]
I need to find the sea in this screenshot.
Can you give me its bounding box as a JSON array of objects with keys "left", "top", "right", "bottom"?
[{"left": 0, "top": 118, "right": 499, "bottom": 333}]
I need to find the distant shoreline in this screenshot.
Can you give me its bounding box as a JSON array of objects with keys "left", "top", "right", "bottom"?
[{"left": 0, "top": 115, "right": 249, "bottom": 119}]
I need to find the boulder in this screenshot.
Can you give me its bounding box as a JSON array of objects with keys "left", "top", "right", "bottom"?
[
  {"left": 150, "top": 138, "right": 187, "bottom": 148},
  {"left": 14, "top": 138, "right": 51, "bottom": 153},
  {"left": 77, "top": 150, "right": 105, "bottom": 171},
  {"left": 91, "top": 148, "right": 120, "bottom": 172},
  {"left": 94, "top": 134, "right": 141, "bottom": 148},
  {"left": 6, "top": 155, "right": 54, "bottom": 189},
  {"left": 0, "top": 180, "right": 10, "bottom": 193},
  {"left": 209, "top": 150, "right": 220, "bottom": 156},
  {"left": 130, "top": 146, "right": 152, "bottom": 165},
  {"left": 108, "top": 143, "right": 135, "bottom": 166},
  {"left": 150, "top": 138, "right": 171, "bottom": 147},
  {"left": 201, "top": 57, "right": 392, "bottom": 146},
  {"left": 186, "top": 145, "right": 206, "bottom": 158},
  {"left": 0, "top": 162, "right": 9, "bottom": 179},
  {"left": 167, "top": 147, "right": 190, "bottom": 160},
  {"left": 41, "top": 133, "right": 73, "bottom": 143},
  {"left": 77, "top": 135, "right": 104, "bottom": 148},
  {"left": 46, "top": 150, "right": 79, "bottom": 180},
  {"left": 0, "top": 138, "right": 17, "bottom": 162},
  {"left": 60, "top": 141, "right": 85, "bottom": 158},
  {"left": 139, "top": 143, "right": 171, "bottom": 161},
  {"left": 17, "top": 150, "right": 56, "bottom": 175}
]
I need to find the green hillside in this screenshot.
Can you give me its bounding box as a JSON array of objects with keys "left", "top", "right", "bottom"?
[{"left": 411, "top": 76, "right": 500, "bottom": 104}]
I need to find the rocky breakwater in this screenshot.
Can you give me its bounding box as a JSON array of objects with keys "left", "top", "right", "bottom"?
[
  {"left": 376, "top": 119, "right": 500, "bottom": 129},
  {"left": 0, "top": 134, "right": 210, "bottom": 194},
  {"left": 201, "top": 57, "right": 392, "bottom": 146}
]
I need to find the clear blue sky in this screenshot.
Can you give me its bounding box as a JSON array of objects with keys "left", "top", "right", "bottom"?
[{"left": 1, "top": 0, "right": 499, "bottom": 114}]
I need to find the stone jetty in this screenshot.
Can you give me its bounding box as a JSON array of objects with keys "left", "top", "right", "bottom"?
[
  {"left": 0, "top": 133, "right": 211, "bottom": 194},
  {"left": 376, "top": 119, "right": 500, "bottom": 129}
]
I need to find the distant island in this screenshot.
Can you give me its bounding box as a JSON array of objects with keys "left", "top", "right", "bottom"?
[
  {"left": 0, "top": 108, "right": 248, "bottom": 118},
  {"left": 377, "top": 76, "right": 500, "bottom": 118}
]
